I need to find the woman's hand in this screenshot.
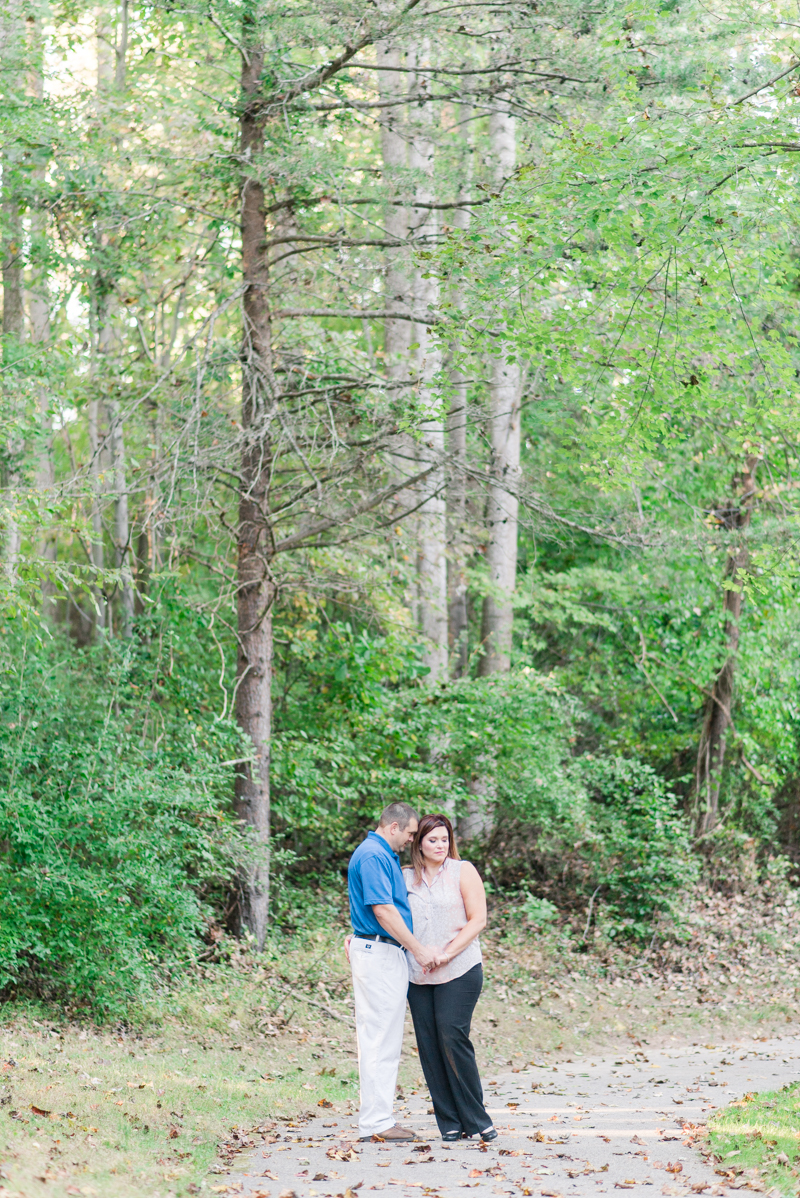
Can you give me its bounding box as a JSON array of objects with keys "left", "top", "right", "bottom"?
[{"left": 344, "top": 934, "right": 353, "bottom": 963}]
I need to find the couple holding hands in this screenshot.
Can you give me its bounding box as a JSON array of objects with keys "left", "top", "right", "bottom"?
[{"left": 346, "top": 802, "right": 496, "bottom": 1144}]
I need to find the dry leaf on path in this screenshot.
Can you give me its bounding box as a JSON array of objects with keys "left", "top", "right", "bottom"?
[{"left": 262, "top": 1170, "right": 280, "bottom": 1179}]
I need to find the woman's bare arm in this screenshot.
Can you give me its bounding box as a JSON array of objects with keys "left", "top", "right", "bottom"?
[{"left": 435, "top": 862, "right": 487, "bottom": 966}]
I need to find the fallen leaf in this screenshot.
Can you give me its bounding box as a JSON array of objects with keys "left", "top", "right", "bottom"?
[
  {"left": 507, "top": 1102, "right": 519, "bottom": 1109},
  {"left": 631, "top": 1135, "right": 646, "bottom": 1146},
  {"left": 262, "top": 1170, "right": 280, "bottom": 1180},
  {"left": 614, "top": 1184, "right": 635, "bottom": 1191},
  {"left": 30, "top": 1105, "right": 51, "bottom": 1116},
  {"left": 540, "top": 1190, "right": 564, "bottom": 1198},
  {"left": 313, "top": 1174, "right": 328, "bottom": 1182},
  {"left": 279, "top": 1191, "right": 300, "bottom": 1198},
  {"left": 318, "top": 1098, "right": 333, "bottom": 1108},
  {"left": 666, "top": 1163, "right": 683, "bottom": 1175},
  {"left": 468, "top": 1169, "right": 483, "bottom": 1177}
]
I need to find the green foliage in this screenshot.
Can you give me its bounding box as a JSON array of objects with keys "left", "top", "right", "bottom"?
[
  {"left": 575, "top": 756, "right": 698, "bottom": 936},
  {"left": 0, "top": 628, "right": 245, "bottom": 1017},
  {"left": 520, "top": 895, "right": 559, "bottom": 926},
  {"left": 271, "top": 624, "right": 694, "bottom": 939}
]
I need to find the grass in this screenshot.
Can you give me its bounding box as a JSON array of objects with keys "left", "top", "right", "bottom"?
[
  {"left": 2, "top": 916, "right": 800, "bottom": 1198},
  {"left": 707, "top": 1083, "right": 800, "bottom": 1195}
]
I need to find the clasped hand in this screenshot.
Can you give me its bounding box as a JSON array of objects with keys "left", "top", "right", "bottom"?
[
  {"left": 415, "top": 945, "right": 452, "bottom": 973},
  {"left": 342, "top": 934, "right": 453, "bottom": 971}
]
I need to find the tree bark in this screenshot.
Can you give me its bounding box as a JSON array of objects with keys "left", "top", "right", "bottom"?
[
  {"left": 87, "top": 397, "right": 106, "bottom": 633},
  {"left": 447, "top": 113, "right": 473, "bottom": 678},
  {"left": 478, "top": 105, "right": 521, "bottom": 677},
  {"left": 378, "top": 40, "right": 411, "bottom": 399},
  {"left": 694, "top": 455, "right": 758, "bottom": 837},
  {"left": 114, "top": 0, "right": 128, "bottom": 92},
  {"left": 236, "top": 16, "right": 274, "bottom": 948},
  {"left": 107, "top": 395, "right": 135, "bottom": 637},
  {"left": 410, "top": 42, "right": 447, "bottom": 683},
  {"left": 28, "top": 18, "right": 56, "bottom": 605},
  {"left": 1, "top": 8, "right": 24, "bottom": 583}
]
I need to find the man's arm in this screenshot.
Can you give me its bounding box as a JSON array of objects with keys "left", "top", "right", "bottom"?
[{"left": 372, "top": 904, "right": 439, "bottom": 969}]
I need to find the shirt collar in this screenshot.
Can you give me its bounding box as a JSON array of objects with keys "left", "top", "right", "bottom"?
[{"left": 367, "top": 830, "right": 400, "bottom": 862}]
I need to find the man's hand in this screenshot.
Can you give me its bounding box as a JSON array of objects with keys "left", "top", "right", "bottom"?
[
  {"left": 412, "top": 943, "right": 439, "bottom": 969},
  {"left": 425, "top": 950, "right": 452, "bottom": 972}
]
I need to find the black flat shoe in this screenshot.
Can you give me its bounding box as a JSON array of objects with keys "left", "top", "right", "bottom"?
[
  {"left": 442, "top": 1130, "right": 461, "bottom": 1141},
  {"left": 480, "top": 1127, "right": 498, "bottom": 1142}
]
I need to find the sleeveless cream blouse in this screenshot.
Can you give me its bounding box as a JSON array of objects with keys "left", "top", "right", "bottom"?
[{"left": 403, "top": 858, "right": 482, "bottom": 986}]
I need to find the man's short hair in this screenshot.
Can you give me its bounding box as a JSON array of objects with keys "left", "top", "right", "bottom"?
[{"left": 378, "top": 801, "right": 419, "bottom": 830}]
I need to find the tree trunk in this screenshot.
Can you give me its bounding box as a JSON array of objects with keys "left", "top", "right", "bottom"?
[
  {"left": 236, "top": 19, "right": 274, "bottom": 947},
  {"left": 478, "top": 106, "right": 521, "bottom": 677},
  {"left": 1, "top": 13, "right": 24, "bottom": 583},
  {"left": 28, "top": 19, "right": 56, "bottom": 605},
  {"left": 410, "top": 43, "right": 447, "bottom": 683},
  {"left": 447, "top": 114, "right": 473, "bottom": 679},
  {"left": 107, "top": 396, "right": 135, "bottom": 637},
  {"left": 87, "top": 397, "right": 106, "bottom": 633},
  {"left": 694, "top": 455, "right": 758, "bottom": 837},
  {"left": 114, "top": 0, "right": 128, "bottom": 92},
  {"left": 378, "top": 40, "right": 411, "bottom": 399}
]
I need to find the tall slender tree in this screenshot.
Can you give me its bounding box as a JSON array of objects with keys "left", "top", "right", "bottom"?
[
  {"left": 478, "top": 103, "right": 521, "bottom": 677},
  {"left": 410, "top": 41, "right": 447, "bottom": 682},
  {"left": 694, "top": 456, "right": 759, "bottom": 837},
  {"left": 235, "top": 6, "right": 274, "bottom": 946}
]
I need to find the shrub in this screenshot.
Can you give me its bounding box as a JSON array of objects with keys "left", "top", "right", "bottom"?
[
  {"left": 0, "top": 631, "right": 245, "bottom": 1017},
  {"left": 575, "top": 755, "right": 698, "bottom": 936}
]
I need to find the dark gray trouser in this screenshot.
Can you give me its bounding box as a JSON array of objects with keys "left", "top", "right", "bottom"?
[{"left": 407, "top": 964, "right": 492, "bottom": 1137}]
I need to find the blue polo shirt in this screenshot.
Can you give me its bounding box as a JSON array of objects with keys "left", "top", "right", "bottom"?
[{"left": 348, "top": 831, "right": 413, "bottom": 937}]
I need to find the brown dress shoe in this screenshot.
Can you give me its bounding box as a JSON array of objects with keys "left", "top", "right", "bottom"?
[{"left": 360, "top": 1124, "right": 418, "bottom": 1143}]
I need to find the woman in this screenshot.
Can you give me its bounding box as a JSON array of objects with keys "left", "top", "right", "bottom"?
[{"left": 403, "top": 813, "right": 496, "bottom": 1143}]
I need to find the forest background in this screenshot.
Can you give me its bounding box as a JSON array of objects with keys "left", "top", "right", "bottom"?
[{"left": 1, "top": 0, "right": 800, "bottom": 1019}]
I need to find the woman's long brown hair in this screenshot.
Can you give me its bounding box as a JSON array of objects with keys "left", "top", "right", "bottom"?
[{"left": 410, "top": 813, "right": 460, "bottom": 882}]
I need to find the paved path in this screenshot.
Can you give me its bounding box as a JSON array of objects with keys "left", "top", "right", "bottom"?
[{"left": 219, "top": 1033, "right": 800, "bottom": 1198}]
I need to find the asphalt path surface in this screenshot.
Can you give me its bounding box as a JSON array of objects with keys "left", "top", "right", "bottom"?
[{"left": 220, "top": 1033, "right": 800, "bottom": 1198}]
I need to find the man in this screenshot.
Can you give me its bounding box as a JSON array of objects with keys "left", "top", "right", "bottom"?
[{"left": 347, "top": 801, "right": 439, "bottom": 1143}]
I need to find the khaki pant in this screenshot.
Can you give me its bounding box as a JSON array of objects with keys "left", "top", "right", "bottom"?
[{"left": 350, "top": 938, "right": 409, "bottom": 1137}]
